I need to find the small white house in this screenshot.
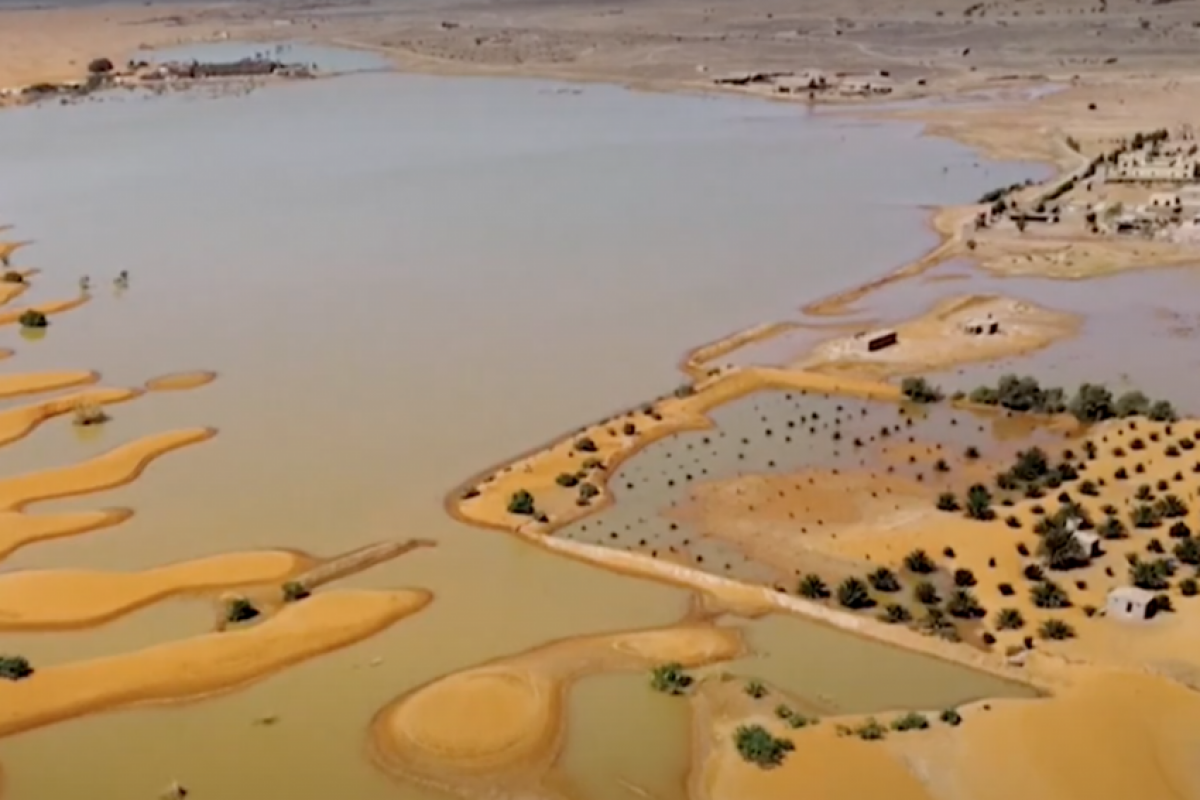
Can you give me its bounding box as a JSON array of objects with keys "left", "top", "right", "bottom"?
[{"left": 1106, "top": 586, "right": 1156, "bottom": 621}]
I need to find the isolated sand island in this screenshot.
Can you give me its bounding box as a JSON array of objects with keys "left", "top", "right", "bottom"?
[{"left": 7, "top": 0, "right": 1200, "bottom": 799}]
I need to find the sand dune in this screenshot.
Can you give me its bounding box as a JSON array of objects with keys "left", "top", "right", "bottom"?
[
  {"left": 0, "top": 508, "right": 132, "bottom": 562},
  {"left": 0, "top": 295, "right": 89, "bottom": 326},
  {"left": 0, "top": 370, "right": 97, "bottom": 400},
  {"left": 0, "top": 386, "right": 142, "bottom": 448},
  {"left": 0, "top": 427, "right": 216, "bottom": 511},
  {"left": 144, "top": 370, "right": 218, "bottom": 392},
  {"left": 0, "top": 589, "right": 431, "bottom": 738},
  {"left": 0, "top": 550, "right": 314, "bottom": 630}
]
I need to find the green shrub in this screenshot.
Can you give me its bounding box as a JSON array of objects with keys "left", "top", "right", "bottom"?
[
  {"left": 733, "top": 724, "right": 794, "bottom": 768},
  {"left": 1179, "top": 578, "right": 1198, "bottom": 597},
  {"left": 1, "top": 271, "right": 24, "bottom": 284},
  {"left": 995, "top": 607, "right": 1025, "bottom": 630},
  {"left": 914, "top": 581, "right": 940, "bottom": 605},
  {"left": 904, "top": 549, "right": 936, "bottom": 574},
  {"left": 508, "top": 489, "right": 536, "bottom": 515},
  {"left": 281, "top": 581, "right": 310, "bottom": 603},
  {"left": 1031, "top": 580, "right": 1070, "bottom": 609},
  {"left": 555, "top": 473, "right": 579, "bottom": 488},
  {"left": 578, "top": 482, "right": 600, "bottom": 501},
  {"left": 882, "top": 603, "right": 912, "bottom": 624},
  {"left": 940, "top": 708, "right": 963, "bottom": 726},
  {"left": 0, "top": 655, "right": 33, "bottom": 681},
  {"left": 965, "top": 484, "right": 995, "bottom": 520},
  {"left": 744, "top": 680, "right": 768, "bottom": 699},
  {"left": 890, "top": 711, "right": 930, "bottom": 732},
  {"left": 1039, "top": 618, "right": 1076, "bottom": 640},
  {"left": 855, "top": 718, "right": 887, "bottom": 740},
  {"left": 946, "top": 589, "right": 984, "bottom": 619},
  {"left": 225, "top": 597, "right": 259, "bottom": 624},
  {"left": 936, "top": 492, "right": 960, "bottom": 512},
  {"left": 837, "top": 577, "right": 875, "bottom": 610},
  {"left": 574, "top": 437, "right": 598, "bottom": 453},
  {"left": 1174, "top": 537, "right": 1200, "bottom": 566},
  {"left": 901, "top": 377, "right": 943, "bottom": 403},
  {"left": 868, "top": 567, "right": 901, "bottom": 593},
  {"left": 954, "top": 568, "right": 977, "bottom": 587},
  {"left": 650, "top": 662, "right": 693, "bottom": 695},
  {"left": 18, "top": 309, "right": 47, "bottom": 328},
  {"left": 797, "top": 574, "right": 830, "bottom": 599}
]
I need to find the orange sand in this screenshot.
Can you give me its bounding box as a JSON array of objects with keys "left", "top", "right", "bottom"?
[
  {"left": 144, "top": 370, "right": 218, "bottom": 392},
  {"left": 0, "top": 550, "right": 314, "bottom": 630},
  {"left": 0, "top": 295, "right": 89, "bottom": 326},
  {"left": 0, "top": 508, "right": 132, "bottom": 562},
  {"left": 0, "top": 427, "right": 216, "bottom": 511},
  {"left": 0, "top": 370, "right": 97, "bottom": 400},
  {"left": 371, "top": 624, "right": 743, "bottom": 798},
  {"left": 0, "top": 589, "right": 432, "bottom": 738},
  {"left": 0, "top": 386, "right": 141, "bottom": 448}
]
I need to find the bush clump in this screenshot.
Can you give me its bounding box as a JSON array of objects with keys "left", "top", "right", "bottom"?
[
  {"left": 837, "top": 577, "right": 875, "bottom": 609},
  {"left": 225, "top": 597, "right": 259, "bottom": 624},
  {"left": 0, "top": 655, "right": 33, "bottom": 681},
  {"left": 901, "top": 377, "right": 943, "bottom": 403},
  {"left": 1039, "top": 618, "right": 1076, "bottom": 640},
  {"left": 868, "top": 567, "right": 901, "bottom": 593},
  {"left": 650, "top": 662, "right": 693, "bottom": 695},
  {"left": 281, "top": 581, "right": 310, "bottom": 603},
  {"left": 18, "top": 309, "right": 48, "bottom": 329},
  {"left": 733, "top": 724, "right": 794, "bottom": 768},
  {"left": 890, "top": 711, "right": 930, "bottom": 732},
  {"left": 797, "top": 574, "right": 830, "bottom": 599},
  {"left": 508, "top": 489, "right": 536, "bottom": 516},
  {"left": 904, "top": 549, "right": 936, "bottom": 574}
]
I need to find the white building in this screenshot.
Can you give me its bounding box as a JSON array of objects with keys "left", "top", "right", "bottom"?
[{"left": 1106, "top": 586, "right": 1156, "bottom": 621}]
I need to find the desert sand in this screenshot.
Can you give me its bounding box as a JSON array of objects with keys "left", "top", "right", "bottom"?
[
  {"left": 371, "top": 624, "right": 743, "bottom": 799},
  {"left": 0, "top": 386, "right": 141, "bottom": 448},
  {"left": 0, "top": 589, "right": 431, "bottom": 738},
  {"left": 144, "top": 370, "right": 218, "bottom": 392}
]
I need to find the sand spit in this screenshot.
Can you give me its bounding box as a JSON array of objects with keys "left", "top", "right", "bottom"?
[
  {"left": 0, "top": 427, "right": 216, "bottom": 511},
  {"left": 0, "top": 550, "right": 313, "bottom": 630},
  {"left": 0, "top": 508, "right": 132, "bottom": 562},
  {"left": 0, "top": 295, "right": 89, "bottom": 327},
  {"left": 0, "top": 386, "right": 141, "bottom": 448},
  {"left": 796, "top": 294, "right": 1081, "bottom": 380},
  {"left": 450, "top": 366, "right": 899, "bottom": 536},
  {"left": 0, "top": 240, "right": 29, "bottom": 266},
  {"left": 682, "top": 323, "right": 797, "bottom": 380},
  {"left": 144, "top": 370, "right": 218, "bottom": 392},
  {"left": 370, "top": 624, "right": 743, "bottom": 800},
  {"left": 0, "top": 370, "right": 97, "bottom": 400},
  {"left": 0, "top": 589, "right": 431, "bottom": 739}
]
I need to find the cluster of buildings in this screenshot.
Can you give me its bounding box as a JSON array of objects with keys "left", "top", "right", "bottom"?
[{"left": 712, "top": 69, "right": 894, "bottom": 97}]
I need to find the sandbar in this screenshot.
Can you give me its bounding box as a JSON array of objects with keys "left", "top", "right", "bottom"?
[
  {"left": 0, "top": 508, "right": 133, "bottom": 563},
  {"left": 144, "top": 370, "right": 218, "bottom": 392},
  {"left": 0, "top": 295, "right": 89, "bottom": 326},
  {"left": 0, "top": 386, "right": 142, "bottom": 448},
  {"left": 0, "top": 589, "right": 431, "bottom": 738},
  {"left": 0, "top": 549, "right": 313, "bottom": 630},
  {"left": 0, "top": 427, "right": 216, "bottom": 511},
  {"left": 0, "top": 370, "right": 97, "bottom": 400}
]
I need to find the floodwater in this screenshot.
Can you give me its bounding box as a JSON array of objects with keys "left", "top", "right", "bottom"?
[{"left": 0, "top": 57, "right": 1043, "bottom": 800}]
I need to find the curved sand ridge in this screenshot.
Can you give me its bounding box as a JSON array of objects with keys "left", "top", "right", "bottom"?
[
  {"left": 144, "top": 370, "right": 218, "bottom": 392},
  {"left": 0, "top": 370, "right": 98, "bottom": 400},
  {"left": 371, "top": 624, "right": 744, "bottom": 798},
  {"left": 0, "top": 427, "right": 216, "bottom": 511},
  {"left": 0, "top": 550, "right": 314, "bottom": 630},
  {"left": 0, "top": 295, "right": 90, "bottom": 327},
  {"left": 0, "top": 589, "right": 432, "bottom": 738},
  {"left": 0, "top": 386, "right": 142, "bottom": 448}
]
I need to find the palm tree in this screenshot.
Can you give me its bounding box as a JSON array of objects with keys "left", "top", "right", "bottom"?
[
  {"left": 1155, "top": 494, "right": 1188, "bottom": 518},
  {"left": 837, "top": 577, "right": 875, "bottom": 610},
  {"left": 1030, "top": 580, "right": 1070, "bottom": 609},
  {"left": 797, "top": 574, "right": 830, "bottom": 599},
  {"left": 882, "top": 603, "right": 912, "bottom": 624},
  {"left": 946, "top": 589, "right": 984, "bottom": 619},
  {"left": 995, "top": 607, "right": 1025, "bottom": 630},
  {"left": 913, "top": 580, "right": 940, "bottom": 605},
  {"left": 904, "top": 549, "right": 936, "bottom": 574},
  {"left": 1038, "top": 618, "right": 1076, "bottom": 640},
  {"left": 1174, "top": 537, "right": 1200, "bottom": 566},
  {"left": 868, "top": 567, "right": 901, "bottom": 593},
  {"left": 965, "top": 484, "right": 995, "bottom": 520}
]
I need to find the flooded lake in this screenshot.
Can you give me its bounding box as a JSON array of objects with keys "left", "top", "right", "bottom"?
[{"left": 0, "top": 59, "right": 1042, "bottom": 799}]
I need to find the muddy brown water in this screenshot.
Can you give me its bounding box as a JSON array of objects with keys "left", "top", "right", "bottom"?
[{"left": 0, "top": 53, "right": 1044, "bottom": 800}]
